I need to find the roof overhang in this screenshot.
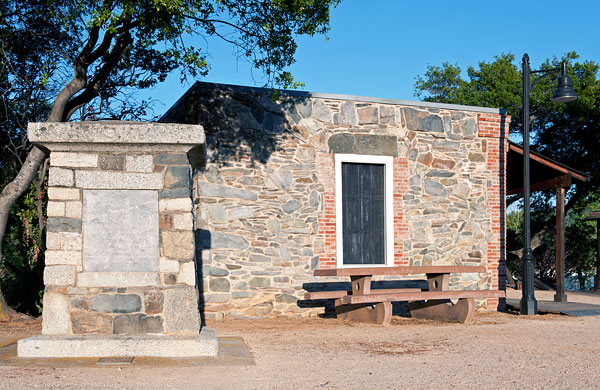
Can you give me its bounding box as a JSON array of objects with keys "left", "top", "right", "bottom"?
[{"left": 507, "top": 140, "right": 591, "bottom": 195}]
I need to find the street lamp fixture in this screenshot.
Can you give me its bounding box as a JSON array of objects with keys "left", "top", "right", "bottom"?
[{"left": 520, "top": 54, "right": 578, "bottom": 315}]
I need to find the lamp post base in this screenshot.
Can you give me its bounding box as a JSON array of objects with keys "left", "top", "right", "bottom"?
[{"left": 520, "top": 298, "right": 538, "bottom": 315}]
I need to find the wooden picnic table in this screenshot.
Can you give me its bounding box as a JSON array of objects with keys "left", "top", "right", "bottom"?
[{"left": 306, "top": 266, "right": 505, "bottom": 325}]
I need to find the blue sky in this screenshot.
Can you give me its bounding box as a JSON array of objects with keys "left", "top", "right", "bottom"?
[{"left": 146, "top": 0, "right": 600, "bottom": 116}]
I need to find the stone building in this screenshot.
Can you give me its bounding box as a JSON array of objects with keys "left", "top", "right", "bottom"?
[{"left": 162, "top": 82, "right": 509, "bottom": 320}]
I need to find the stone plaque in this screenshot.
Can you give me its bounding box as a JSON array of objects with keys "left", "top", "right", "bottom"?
[{"left": 83, "top": 190, "right": 158, "bottom": 272}]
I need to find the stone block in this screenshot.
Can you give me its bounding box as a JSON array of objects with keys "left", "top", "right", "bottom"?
[
  {"left": 41, "top": 292, "right": 71, "bottom": 335},
  {"left": 28, "top": 122, "right": 205, "bottom": 146},
  {"left": 404, "top": 108, "right": 444, "bottom": 133},
  {"left": 83, "top": 190, "right": 158, "bottom": 272},
  {"left": 44, "top": 265, "right": 76, "bottom": 286},
  {"left": 249, "top": 277, "right": 270, "bottom": 288},
  {"left": 203, "top": 266, "right": 230, "bottom": 276},
  {"left": 45, "top": 250, "right": 81, "bottom": 265},
  {"left": 172, "top": 213, "right": 193, "bottom": 230},
  {"left": 163, "top": 287, "right": 200, "bottom": 334},
  {"left": 159, "top": 198, "right": 192, "bottom": 212},
  {"left": 47, "top": 201, "right": 65, "bottom": 217},
  {"left": 71, "top": 311, "right": 112, "bottom": 334},
  {"left": 204, "top": 294, "right": 231, "bottom": 303},
  {"left": 249, "top": 254, "right": 271, "bottom": 263},
  {"left": 197, "top": 183, "right": 257, "bottom": 200},
  {"left": 276, "top": 294, "right": 298, "bottom": 303},
  {"left": 265, "top": 169, "right": 292, "bottom": 189},
  {"left": 311, "top": 100, "right": 333, "bottom": 123},
  {"left": 159, "top": 257, "right": 180, "bottom": 273},
  {"left": 77, "top": 272, "right": 159, "bottom": 287},
  {"left": 227, "top": 207, "right": 254, "bottom": 221},
  {"left": 357, "top": 106, "right": 378, "bottom": 124},
  {"left": 154, "top": 154, "right": 189, "bottom": 165},
  {"left": 379, "top": 105, "right": 396, "bottom": 123},
  {"left": 47, "top": 217, "right": 82, "bottom": 232},
  {"left": 160, "top": 188, "right": 191, "bottom": 198},
  {"left": 48, "top": 187, "right": 80, "bottom": 200},
  {"left": 51, "top": 152, "right": 98, "bottom": 167},
  {"left": 46, "top": 232, "right": 82, "bottom": 251},
  {"left": 282, "top": 199, "right": 302, "bottom": 214},
  {"left": 339, "top": 101, "right": 357, "bottom": 125},
  {"left": 125, "top": 155, "right": 153, "bottom": 172},
  {"left": 48, "top": 167, "right": 74, "bottom": 187},
  {"left": 161, "top": 231, "right": 195, "bottom": 260},
  {"left": 328, "top": 133, "right": 398, "bottom": 156},
  {"left": 207, "top": 204, "right": 226, "bottom": 223},
  {"left": 65, "top": 201, "right": 82, "bottom": 218},
  {"left": 267, "top": 217, "right": 280, "bottom": 234},
  {"left": 209, "top": 278, "right": 231, "bottom": 292},
  {"left": 113, "top": 314, "right": 163, "bottom": 334},
  {"left": 89, "top": 294, "right": 142, "bottom": 313},
  {"left": 424, "top": 179, "right": 447, "bottom": 197},
  {"left": 75, "top": 171, "right": 163, "bottom": 189},
  {"left": 164, "top": 166, "right": 190, "bottom": 188},
  {"left": 178, "top": 261, "right": 196, "bottom": 286},
  {"left": 143, "top": 290, "right": 164, "bottom": 314},
  {"left": 17, "top": 329, "right": 218, "bottom": 357},
  {"left": 98, "top": 155, "right": 125, "bottom": 170},
  {"left": 70, "top": 297, "right": 88, "bottom": 310},
  {"left": 245, "top": 302, "right": 274, "bottom": 317}
]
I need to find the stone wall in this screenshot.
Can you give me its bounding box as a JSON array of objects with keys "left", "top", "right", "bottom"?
[
  {"left": 163, "top": 82, "right": 510, "bottom": 319},
  {"left": 30, "top": 122, "right": 204, "bottom": 335}
]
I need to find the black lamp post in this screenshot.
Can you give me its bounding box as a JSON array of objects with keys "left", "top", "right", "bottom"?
[{"left": 520, "top": 54, "right": 578, "bottom": 315}]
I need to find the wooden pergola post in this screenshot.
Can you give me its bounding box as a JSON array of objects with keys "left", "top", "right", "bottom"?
[
  {"left": 583, "top": 211, "right": 600, "bottom": 292},
  {"left": 596, "top": 221, "right": 600, "bottom": 292},
  {"left": 554, "top": 186, "right": 567, "bottom": 302}
]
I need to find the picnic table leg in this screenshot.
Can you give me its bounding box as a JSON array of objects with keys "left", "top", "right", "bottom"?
[
  {"left": 409, "top": 298, "right": 475, "bottom": 323},
  {"left": 335, "top": 300, "right": 392, "bottom": 325},
  {"left": 408, "top": 273, "right": 475, "bottom": 323},
  {"left": 334, "top": 275, "right": 392, "bottom": 325}
]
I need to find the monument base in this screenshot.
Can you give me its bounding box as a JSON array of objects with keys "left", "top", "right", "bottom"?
[{"left": 17, "top": 327, "right": 218, "bottom": 358}]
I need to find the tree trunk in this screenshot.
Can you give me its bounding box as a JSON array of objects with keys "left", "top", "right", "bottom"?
[
  {"left": 577, "top": 271, "right": 586, "bottom": 291},
  {"left": 0, "top": 283, "right": 18, "bottom": 321},
  {"left": 0, "top": 145, "right": 47, "bottom": 315}
]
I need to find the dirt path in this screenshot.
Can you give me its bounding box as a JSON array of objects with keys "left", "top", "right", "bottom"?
[{"left": 1, "top": 311, "right": 599, "bottom": 390}]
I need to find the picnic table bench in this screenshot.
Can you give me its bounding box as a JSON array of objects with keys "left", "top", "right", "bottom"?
[{"left": 305, "top": 266, "right": 505, "bottom": 325}]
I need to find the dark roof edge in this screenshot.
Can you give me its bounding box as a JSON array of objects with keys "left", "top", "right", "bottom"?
[
  {"left": 161, "top": 81, "right": 507, "bottom": 120},
  {"left": 508, "top": 140, "right": 591, "bottom": 182}
]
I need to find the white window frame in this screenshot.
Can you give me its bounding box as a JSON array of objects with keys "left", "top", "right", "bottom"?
[{"left": 335, "top": 153, "right": 394, "bottom": 268}]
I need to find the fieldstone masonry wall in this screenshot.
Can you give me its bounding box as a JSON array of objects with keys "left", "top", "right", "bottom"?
[
  {"left": 163, "top": 82, "right": 510, "bottom": 320},
  {"left": 29, "top": 122, "right": 205, "bottom": 336}
]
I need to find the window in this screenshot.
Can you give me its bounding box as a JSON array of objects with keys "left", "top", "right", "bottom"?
[{"left": 335, "top": 154, "right": 394, "bottom": 267}]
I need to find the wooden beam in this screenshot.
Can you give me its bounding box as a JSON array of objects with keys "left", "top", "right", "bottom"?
[
  {"left": 508, "top": 174, "right": 571, "bottom": 195},
  {"left": 509, "top": 144, "right": 589, "bottom": 182},
  {"left": 340, "top": 289, "right": 506, "bottom": 305},
  {"left": 314, "top": 266, "right": 486, "bottom": 277}
]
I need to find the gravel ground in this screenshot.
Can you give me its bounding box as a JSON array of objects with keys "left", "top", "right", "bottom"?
[{"left": 1, "top": 302, "right": 599, "bottom": 390}]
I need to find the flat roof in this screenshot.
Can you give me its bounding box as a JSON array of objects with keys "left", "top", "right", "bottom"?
[{"left": 162, "top": 81, "right": 507, "bottom": 120}]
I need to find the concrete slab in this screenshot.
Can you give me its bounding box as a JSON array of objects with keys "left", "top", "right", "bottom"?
[
  {"left": 505, "top": 289, "right": 600, "bottom": 317},
  {"left": 17, "top": 327, "right": 218, "bottom": 358},
  {"left": 1, "top": 337, "right": 252, "bottom": 367},
  {"left": 506, "top": 299, "right": 600, "bottom": 317}
]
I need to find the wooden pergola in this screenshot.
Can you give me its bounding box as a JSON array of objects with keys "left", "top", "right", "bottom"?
[
  {"left": 583, "top": 211, "right": 600, "bottom": 292},
  {"left": 507, "top": 141, "right": 591, "bottom": 302}
]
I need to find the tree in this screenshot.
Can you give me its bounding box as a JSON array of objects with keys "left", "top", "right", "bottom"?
[
  {"left": 415, "top": 53, "right": 600, "bottom": 289},
  {"left": 0, "top": 0, "right": 341, "bottom": 318}
]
